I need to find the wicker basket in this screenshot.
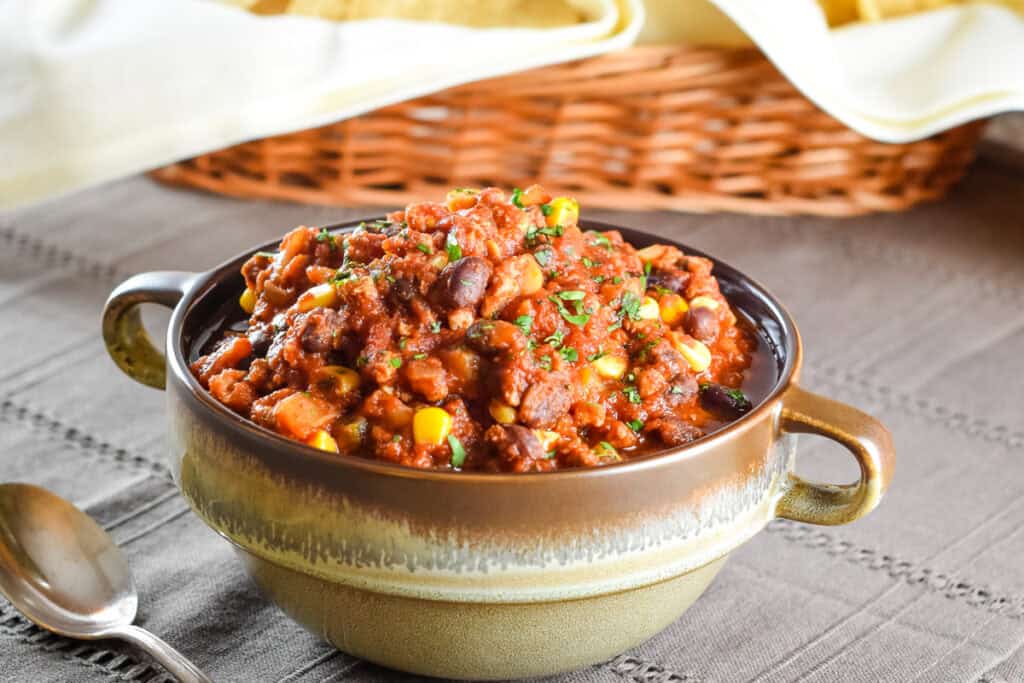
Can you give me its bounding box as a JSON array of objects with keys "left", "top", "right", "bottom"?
[{"left": 152, "top": 46, "right": 985, "bottom": 216}]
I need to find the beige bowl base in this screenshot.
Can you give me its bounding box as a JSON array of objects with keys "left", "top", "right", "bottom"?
[{"left": 237, "top": 549, "right": 727, "bottom": 680}]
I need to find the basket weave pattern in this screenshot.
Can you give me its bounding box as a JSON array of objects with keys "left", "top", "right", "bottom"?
[{"left": 153, "top": 46, "right": 985, "bottom": 216}]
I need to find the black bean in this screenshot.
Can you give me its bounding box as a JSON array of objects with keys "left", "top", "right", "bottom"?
[
  {"left": 465, "top": 320, "right": 526, "bottom": 356},
  {"left": 439, "top": 257, "right": 491, "bottom": 309},
  {"left": 518, "top": 380, "right": 571, "bottom": 428},
  {"left": 647, "top": 267, "right": 689, "bottom": 294},
  {"left": 247, "top": 326, "right": 273, "bottom": 357},
  {"left": 699, "top": 383, "right": 752, "bottom": 420},
  {"left": 684, "top": 306, "right": 719, "bottom": 343}
]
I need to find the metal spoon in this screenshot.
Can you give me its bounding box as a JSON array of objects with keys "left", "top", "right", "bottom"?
[{"left": 0, "top": 483, "right": 213, "bottom": 683}]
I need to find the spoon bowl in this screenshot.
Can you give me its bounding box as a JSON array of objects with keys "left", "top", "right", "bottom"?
[{"left": 0, "top": 483, "right": 212, "bottom": 683}]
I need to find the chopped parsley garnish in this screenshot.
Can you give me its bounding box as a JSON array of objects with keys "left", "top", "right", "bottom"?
[
  {"left": 514, "top": 314, "right": 534, "bottom": 336},
  {"left": 388, "top": 357, "right": 403, "bottom": 369},
  {"left": 416, "top": 243, "right": 432, "bottom": 255},
  {"left": 620, "top": 291, "right": 643, "bottom": 321},
  {"left": 398, "top": 338, "right": 408, "bottom": 350},
  {"left": 597, "top": 441, "right": 619, "bottom": 459},
  {"left": 626, "top": 419, "right": 644, "bottom": 432},
  {"left": 612, "top": 276, "right": 623, "bottom": 285},
  {"left": 510, "top": 187, "right": 525, "bottom": 208},
  {"left": 315, "top": 227, "right": 337, "bottom": 251},
  {"left": 581, "top": 257, "right": 597, "bottom": 268},
  {"left": 445, "top": 233, "right": 461, "bottom": 262},
  {"left": 640, "top": 261, "right": 652, "bottom": 290},
  {"left": 587, "top": 350, "right": 606, "bottom": 362},
  {"left": 525, "top": 224, "right": 565, "bottom": 244},
  {"left": 556, "top": 290, "right": 585, "bottom": 301},
  {"left": 593, "top": 275, "right": 605, "bottom": 284},
  {"left": 623, "top": 385, "right": 642, "bottom": 404},
  {"left": 545, "top": 329, "right": 565, "bottom": 348},
  {"left": 644, "top": 261, "right": 652, "bottom": 275},
  {"left": 547, "top": 269, "right": 560, "bottom": 280},
  {"left": 413, "top": 353, "right": 427, "bottom": 360},
  {"left": 587, "top": 231, "right": 612, "bottom": 249},
  {"left": 540, "top": 203, "right": 553, "bottom": 216},
  {"left": 533, "top": 247, "right": 553, "bottom": 266},
  {"left": 392, "top": 434, "right": 402, "bottom": 443},
  {"left": 538, "top": 355, "right": 552, "bottom": 371},
  {"left": 548, "top": 295, "right": 591, "bottom": 327},
  {"left": 356, "top": 355, "right": 369, "bottom": 367},
  {"left": 430, "top": 320, "right": 442, "bottom": 333},
  {"left": 670, "top": 385, "right": 687, "bottom": 395},
  {"left": 332, "top": 270, "right": 355, "bottom": 284},
  {"left": 448, "top": 434, "right": 466, "bottom": 468},
  {"left": 543, "top": 449, "right": 557, "bottom": 459},
  {"left": 385, "top": 274, "right": 396, "bottom": 283},
  {"left": 559, "top": 346, "right": 579, "bottom": 363}
]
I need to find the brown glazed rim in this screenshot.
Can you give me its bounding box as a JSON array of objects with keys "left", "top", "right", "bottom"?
[{"left": 168, "top": 218, "right": 801, "bottom": 484}]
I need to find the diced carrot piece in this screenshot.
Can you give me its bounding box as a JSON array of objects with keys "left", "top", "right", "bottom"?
[{"left": 274, "top": 392, "right": 339, "bottom": 440}]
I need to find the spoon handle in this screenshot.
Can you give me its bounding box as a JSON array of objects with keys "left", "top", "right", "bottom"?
[{"left": 111, "top": 624, "right": 214, "bottom": 683}]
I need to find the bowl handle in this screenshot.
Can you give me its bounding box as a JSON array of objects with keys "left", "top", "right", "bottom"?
[
  {"left": 775, "top": 384, "right": 895, "bottom": 526},
  {"left": 102, "top": 271, "right": 196, "bottom": 390}
]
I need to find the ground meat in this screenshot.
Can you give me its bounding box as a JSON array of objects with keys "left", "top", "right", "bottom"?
[{"left": 192, "top": 184, "right": 761, "bottom": 471}]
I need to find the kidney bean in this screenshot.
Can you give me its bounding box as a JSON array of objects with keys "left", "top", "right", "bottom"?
[
  {"left": 465, "top": 320, "right": 526, "bottom": 356},
  {"left": 647, "top": 267, "right": 690, "bottom": 294},
  {"left": 684, "top": 306, "right": 719, "bottom": 343},
  {"left": 699, "top": 383, "right": 752, "bottom": 419},
  {"left": 439, "top": 257, "right": 491, "bottom": 309},
  {"left": 487, "top": 424, "right": 545, "bottom": 465},
  {"left": 518, "top": 380, "right": 571, "bottom": 428},
  {"left": 653, "top": 417, "right": 703, "bottom": 447}
]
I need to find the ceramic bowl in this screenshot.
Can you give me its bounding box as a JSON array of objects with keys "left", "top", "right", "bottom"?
[{"left": 102, "top": 220, "right": 894, "bottom": 680}]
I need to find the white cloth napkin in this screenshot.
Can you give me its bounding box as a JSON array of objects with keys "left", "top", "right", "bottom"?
[
  {"left": 2, "top": 0, "right": 1023, "bottom": 211},
  {"left": 704, "top": 0, "right": 1024, "bottom": 143},
  {"left": 0, "top": 0, "right": 642, "bottom": 210}
]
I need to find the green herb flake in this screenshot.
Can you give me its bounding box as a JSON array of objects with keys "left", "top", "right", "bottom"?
[
  {"left": 413, "top": 353, "right": 427, "bottom": 360},
  {"left": 587, "top": 350, "right": 606, "bottom": 362},
  {"left": 623, "top": 385, "right": 642, "bottom": 404},
  {"left": 559, "top": 346, "right": 579, "bottom": 363},
  {"left": 398, "top": 338, "right": 408, "bottom": 350},
  {"left": 430, "top": 320, "right": 442, "bottom": 333},
  {"left": 447, "top": 434, "right": 467, "bottom": 468},
  {"left": 597, "top": 441, "right": 620, "bottom": 459},
  {"left": 620, "top": 291, "right": 642, "bottom": 321},
  {"left": 388, "top": 357, "right": 403, "bottom": 369},
  {"left": 538, "top": 355, "right": 552, "bottom": 371},
  {"left": 548, "top": 295, "right": 591, "bottom": 327},
  {"left": 392, "top": 434, "right": 402, "bottom": 443},
  {"left": 612, "top": 276, "right": 623, "bottom": 285},
  {"left": 534, "top": 248, "right": 553, "bottom": 267},
  {"left": 582, "top": 257, "right": 596, "bottom": 268},
  {"left": 644, "top": 261, "right": 653, "bottom": 276},
  {"left": 540, "top": 203, "right": 553, "bottom": 216},
  {"left": 593, "top": 275, "right": 605, "bottom": 284},
  {"left": 514, "top": 314, "right": 534, "bottom": 336},
  {"left": 588, "top": 232, "right": 612, "bottom": 249},
  {"left": 670, "top": 385, "right": 686, "bottom": 395},
  {"left": 626, "top": 419, "right": 644, "bottom": 432},
  {"left": 511, "top": 187, "right": 525, "bottom": 208},
  {"left": 416, "top": 243, "right": 432, "bottom": 255},
  {"left": 543, "top": 449, "right": 556, "bottom": 459},
  {"left": 545, "top": 329, "right": 565, "bottom": 348},
  {"left": 556, "top": 290, "right": 585, "bottom": 301},
  {"left": 445, "top": 232, "right": 462, "bottom": 262},
  {"left": 315, "top": 227, "right": 337, "bottom": 251}
]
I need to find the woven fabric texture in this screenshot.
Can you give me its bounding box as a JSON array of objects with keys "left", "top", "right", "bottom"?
[{"left": 1, "top": 133, "right": 1023, "bottom": 682}]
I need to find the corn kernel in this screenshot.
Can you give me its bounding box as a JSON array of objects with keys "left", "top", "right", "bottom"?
[
  {"left": 534, "top": 430, "right": 560, "bottom": 451},
  {"left": 592, "top": 354, "right": 627, "bottom": 380},
  {"left": 689, "top": 295, "right": 720, "bottom": 311},
  {"left": 671, "top": 334, "right": 712, "bottom": 373},
  {"left": 637, "top": 296, "right": 660, "bottom": 320},
  {"left": 297, "top": 283, "right": 337, "bottom": 312},
  {"left": 489, "top": 399, "right": 517, "bottom": 424},
  {"left": 319, "top": 366, "right": 360, "bottom": 394},
  {"left": 658, "top": 293, "right": 689, "bottom": 326},
  {"left": 239, "top": 287, "right": 257, "bottom": 314},
  {"left": 546, "top": 197, "right": 579, "bottom": 228},
  {"left": 413, "top": 407, "right": 453, "bottom": 446},
  {"left": 521, "top": 256, "right": 545, "bottom": 295},
  {"left": 307, "top": 430, "right": 339, "bottom": 453}
]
